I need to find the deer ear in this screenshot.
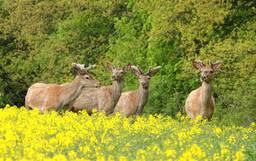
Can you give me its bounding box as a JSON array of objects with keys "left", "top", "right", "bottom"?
[
  {"left": 211, "top": 61, "right": 222, "bottom": 71},
  {"left": 192, "top": 60, "right": 205, "bottom": 71},
  {"left": 147, "top": 66, "right": 161, "bottom": 77},
  {"left": 131, "top": 65, "right": 142, "bottom": 77},
  {"left": 106, "top": 62, "right": 113, "bottom": 71}
]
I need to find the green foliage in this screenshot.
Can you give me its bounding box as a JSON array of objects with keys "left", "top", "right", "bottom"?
[{"left": 0, "top": 0, "right": 255, "bottom": 125}]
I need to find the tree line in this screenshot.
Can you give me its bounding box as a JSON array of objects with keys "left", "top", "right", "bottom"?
[{"left": 0, "top": 0, "right": 255, "bottom": 125}]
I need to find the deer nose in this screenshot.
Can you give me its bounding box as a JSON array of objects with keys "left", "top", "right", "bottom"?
[
  {"left": 200, "top": 76, "right": 206, "bottom": 81},
  {"left": 111, "top": 75, "right": 118, "bottom": 81},
  {"left": 142, "top": 82, "right": 149, "bottom": 88}
]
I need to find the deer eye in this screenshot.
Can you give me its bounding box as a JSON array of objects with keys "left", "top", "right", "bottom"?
[
  {"left": 85, "top": 76, "right": 90, "bottom": 79},
  {"left": 148, "top": 77, "right": 151, "bottom": 80}
]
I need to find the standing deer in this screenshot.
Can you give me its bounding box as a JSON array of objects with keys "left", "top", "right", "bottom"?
[
  {"left": 69, "top": 63, "right": 131, "bottom": 115},
  {"left": 185, "top": 60, "right": 222, "bottom": 120},
  {"left": 25, "top": 63, "right": 100, "bottom": 112},
  {"left": 114, "top": 65, "right": 161, "bottom": 116}
]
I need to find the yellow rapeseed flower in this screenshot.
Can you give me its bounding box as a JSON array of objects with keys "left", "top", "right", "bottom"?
[
  {"left": 214, "top": 127, "right": 222, "bottom": 136},
  {"left": 234, "top": 150, "right": 245, "bottom": 161},
  {"left": 0, "top": 105, "right": 254, "bottom": 161},
  {"left": 228, "top": 135, "right": 236, "bottom": 144},
  {"left": 119, "top": 156, "right": 128, "bottom": 161},
  {"left": 165, "top": 149, "right": 176, "bottom": 157}
]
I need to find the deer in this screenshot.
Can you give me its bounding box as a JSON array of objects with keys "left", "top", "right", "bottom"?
[
  {"left": 25, "top": 63, "right": 101, "bottom": 112},
  {"left": 69, "top": 63, "right": 131, "bottom": 115},
  {"left": 114, "top": 65, "right": 161, "bottom": 117},
  {"left": 185, "top": 60, "right": 222, "bottom": 120}
]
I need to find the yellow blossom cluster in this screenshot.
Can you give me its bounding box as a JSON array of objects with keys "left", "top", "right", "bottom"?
[{"left": 0, "top": 105, "right": 255, "bottom": 161}]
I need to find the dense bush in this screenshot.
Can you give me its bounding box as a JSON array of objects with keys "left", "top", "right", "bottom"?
[{"left": 0, "top": 0, "right": 255, "bottom": 125}]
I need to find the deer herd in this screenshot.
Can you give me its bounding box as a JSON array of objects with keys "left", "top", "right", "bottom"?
[{"left": 25, "top": 60, "right": 221, "bottom": 120}]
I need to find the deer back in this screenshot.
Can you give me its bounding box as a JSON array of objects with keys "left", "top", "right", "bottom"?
[{"left": 25, "top": 63, "right": 100, "bottom": 112}]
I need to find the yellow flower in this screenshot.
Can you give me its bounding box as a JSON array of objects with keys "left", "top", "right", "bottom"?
[
  {"left": 108, "top": 155, "right": 115, "bottom": 161},
  {"left": 136, "top": 149, "right": 146, "bottom": 160},
  {"left": 79, "top": 146, "right": 91, "bottom": 154},
  {"left": 0, "top": 105, "right": 254, "bottom": 161},
  {"left": 190, "top": 144, "right": 205, "bottom": 158},
  {"left": 194, "top": 115, "right": 203, "bottom": 123},
  {"left": 92, "top": 108, "right": 98, "bottom": 113},
  {"left": 228, "top": 135, "right": 236, "bottom": 144},
  {"left": 108, "top": 145, "right": 115, "bottom": 151},
  {"left": 5, "top": 158, "right": 13, "bottom": 161},
  {"left": 165, "top": 149, "right": 176, "bottom": 157},
  {"left": 97, "top": 155, "right": 105, "bottom": 161},
  {"left": 68, "top": 150, "right": 77, "bottom": 159},
  {"left": 176, "top": 112, "right": 182, "bottom": 118},
  {"left": 214, "top": 127, "right": 222, "bottom": 136},
  {"left": 242, "top": 134, "right": 248, "bottom": 140},
  {"left": 234, "top": 150, "right": 244, "bottom": 161},
  {"left": 52, "top": 154, "right": 67, "bottom": 161},
  {"left": 220, "top": 144, "right": 230, "bottom": 158},
  {"left": 213, "top": 153, "right": 220, "bottom": 160},
  {"left": 119, "top": 156, "right": 127, "bottom": 161}
]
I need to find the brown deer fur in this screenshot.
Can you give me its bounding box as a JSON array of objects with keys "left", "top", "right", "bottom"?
[
  {"left": 70, "top": 63, "right": 130, "bottom": 115},
  {"left": 114, "top": 65, "right": 161, "bottom": 116},
  {"left": 185, "top": 60, "right": 221, "bottom": 120},
  {"left": 25, "top": 63, "right": 100, "bottom": 112}
]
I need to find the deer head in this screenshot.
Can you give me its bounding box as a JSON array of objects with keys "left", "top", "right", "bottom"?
[
  {"left": 131, "top": 65, "right": 161, "bottom": 89},
  {"left": 107, "top": 63, "right": 131, "bottom": 82},
  {"left": 72, "top": 63, "right": 101, "bottom": 88},
  {"left": 192, "top": 60, "right": 222, "bottom": 83}
]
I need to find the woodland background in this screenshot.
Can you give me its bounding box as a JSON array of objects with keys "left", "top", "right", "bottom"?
[{"left": 0, "top": 0, "right": 255, "bottom": 125}]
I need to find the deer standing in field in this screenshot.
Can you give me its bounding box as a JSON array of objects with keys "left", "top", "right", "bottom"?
[
  {"left": 114, "top": 65, "right": 161, "bottom": 116},
  {"left": 185, "top": 60, "right": 222, "bottom": 120},
  {"left": 25, "top": 63, "right": 100, "bottom": 112},
  {"left": 69, "top": 63, "right": 131, "bottom": 115}
]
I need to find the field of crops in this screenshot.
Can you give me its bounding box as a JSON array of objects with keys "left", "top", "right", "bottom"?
[{"left": 0, "top": 105, "right": 255, "bottom": 161}]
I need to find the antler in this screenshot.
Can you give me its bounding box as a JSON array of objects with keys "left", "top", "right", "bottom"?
[
  {"left": 85, "top": 64, "right": 96, "bottom": 71},
  {"left": 72, "top": 63, "right": 85, "bottom": 69},
  {"left": 72, "top": 63, "right": 96, "bottom": 75},
  {"left": 131, "top": 65, "right": 143, "bottom": 75}
]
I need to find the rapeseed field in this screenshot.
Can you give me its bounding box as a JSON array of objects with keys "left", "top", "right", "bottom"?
[{"left": 0, "top": 105, "right": 255, "bottom": 161}]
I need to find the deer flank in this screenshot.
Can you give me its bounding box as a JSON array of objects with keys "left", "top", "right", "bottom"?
[{"left": 25, "top": 63, "right": 100, "bottom": 112}]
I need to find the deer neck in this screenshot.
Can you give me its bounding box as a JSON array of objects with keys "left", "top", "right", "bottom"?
[
  {"left": 135, "top": 84, "right": 149, "bottom": 115},
  {"left": 200, "top": 81, "right": 212, "bottom": 114},
  {"left": 60, "top": 76, "right": 84, "bottom": 110},
  {"left": 112, "top": 79, "right": 123, "bottom": 104}
]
